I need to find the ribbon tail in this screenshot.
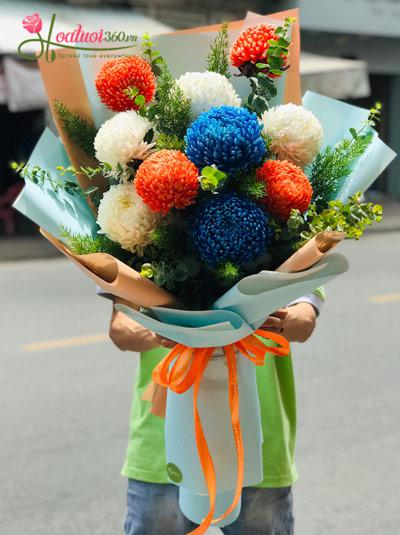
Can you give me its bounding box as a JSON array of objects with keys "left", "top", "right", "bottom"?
[
  {"left": 211, "top": 344, "right": 244, "bottom": 525},
  {"left": 188, "top": 349, "right": 216, "bottom": 535}
]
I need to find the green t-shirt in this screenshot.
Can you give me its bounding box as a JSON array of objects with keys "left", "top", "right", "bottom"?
[{"left": 121, "top": 341, "right": 297, "bottom": 488}]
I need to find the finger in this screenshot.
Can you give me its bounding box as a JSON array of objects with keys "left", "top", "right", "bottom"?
[
  {"left": 160, "top": 338, "right": 177, "bottom": 348},
  {"left": 261, "top": 317, "right": 284, "bottom": 329},
  {"left": 269, "top": 309, "right": 288, "bottom": 319}
]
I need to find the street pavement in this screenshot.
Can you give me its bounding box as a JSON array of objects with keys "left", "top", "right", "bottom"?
[{"left": 0, "top": 231, "right": 399, "bottom": 535}]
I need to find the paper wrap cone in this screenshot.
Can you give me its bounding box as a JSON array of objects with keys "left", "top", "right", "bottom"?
[
  {"left": 277, "top": 231, "right": 346, "bottom": 273},
  {"left": 40, "top": 229, "right": 175, "bottom": 308}
]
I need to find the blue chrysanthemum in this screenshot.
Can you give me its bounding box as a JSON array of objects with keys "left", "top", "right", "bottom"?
[
  {"left": 185, "top": 106, "right": 266, "bottom": 174},
  {"left": 191, "top": 193, "right": 273, "bottom": 266}
]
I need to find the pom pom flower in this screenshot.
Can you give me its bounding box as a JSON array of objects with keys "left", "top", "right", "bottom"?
[
  {"left": 185, "top": 106, "right": 266, "bottom": 174},
  {"left": 135, "top": 150, "right": 199, "bottom": 214},
  {"left": 95, "top": 56, "right": 156, "bottom": 112},
  {"left": 176, "top": 71, "right": 241, "bottom": 120},
  {"left": 191, "top": 193, "right": 273, "bottom": 266},
  {"left": 230, "top": 24, "right": 281, "bottom": 68},
  {"left": 97, "top": 184, "right": 159, "bottom": 255},
  {"left": 94, "top": 111, "right": 154, "bottom": 174},
  {"left": 261, "top": 104, "right": 323, "bottom": 167},
  {"left": 256, "top": 159, "right": 313, "bottom": 221}
]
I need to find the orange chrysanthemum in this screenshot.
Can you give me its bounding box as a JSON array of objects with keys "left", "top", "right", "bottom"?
[
  {"left": 230, "top": 24, "right": 281, "bottom": 67},
  {"left": 256, "top": 159, "right": 313, "bottom": 221},
  {"left": 135, "top": 150, "right": 199, "bottom": 214},
  {"left": 95, "top": 56, "right": 156, "bottom": 112}
]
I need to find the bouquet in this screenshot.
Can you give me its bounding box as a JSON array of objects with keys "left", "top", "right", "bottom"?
[{"left": 14, "top": 9, "right": 395, "bottom": 534}]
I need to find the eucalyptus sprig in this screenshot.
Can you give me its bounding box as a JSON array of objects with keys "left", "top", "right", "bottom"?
[
  {"left": 10, "top": 161, "right": 94, "bottom": 197},
  {"left": 282, "top": 192, "right": 383, "bottom": 248},
  {"left": 199, "top": 166, "right": 227, "bottom": 192},
  {"left": 141, "top": 32, "right": 164, "bottom": 76}
]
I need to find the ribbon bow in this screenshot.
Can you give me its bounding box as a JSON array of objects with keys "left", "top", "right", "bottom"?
[{"left": 152, "top": 329, "right": 290, "bottom": 534}]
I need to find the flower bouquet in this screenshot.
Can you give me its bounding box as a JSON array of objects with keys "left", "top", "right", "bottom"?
[{"left": 14, "top": 9, "right": 395, "bottom": 534}]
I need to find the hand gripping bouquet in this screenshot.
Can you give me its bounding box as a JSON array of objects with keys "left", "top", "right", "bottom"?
[{"left": 14, "top": 9, "right": 396, "bottom": 533}]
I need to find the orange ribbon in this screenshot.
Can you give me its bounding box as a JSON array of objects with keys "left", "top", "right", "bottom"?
[{"left": 152, "top": 329, "right": 290, "bottom": 535}]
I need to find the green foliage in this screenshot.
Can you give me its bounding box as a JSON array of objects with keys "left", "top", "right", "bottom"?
[
  {"left": 147, "top": 62, "right": 191, "bottom": 140},
  {"left": 54, "top": 100, "right": 97, "bottom": 157},
  {"left": 309, "top": 103, "right": 381, "bottom": 207},
  {"left": 245, "top": 74, "right": 277, "bottom": 116},
  {"left": 308, "top": 131, "right": 373, "bottom": 207},
  {"left": 155, "top": 133, "right": 185, "bottom": 151},
  {"left": 214, "top": 260, "right": 241, "bottom": 286},
  {"left": 206, "top": 22, "right": 230, "bottom": 78},
  {"left": 141, "top": 32, "right": 164, "bottom": 76},
  {"left": 140, "top": 256, "right": 201, "bottom": 291},
  {"left": 235, "top": 172, "right": 266, "bottom": 200},
  {"left": 57, "top": 161, "right": 127, "bottom": 186},
  {"left": 10, "top": 161, "right": 94, "bottom": 197},
  {"left": 264, "top": 16, "right": 295, "bottom": 77},
  {"left": 199, "top": 166, "right": 227, "bottom": 192},
  {"left": 282, "top": 192, "right": 382, "bottom": 248},
  {"left": 60, "top": 228, "right": 121, "bottom": 256}
]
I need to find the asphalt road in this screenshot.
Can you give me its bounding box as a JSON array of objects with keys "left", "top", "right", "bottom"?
[{"left": 1, "top": 231, "right": 399, "bottom": 535}]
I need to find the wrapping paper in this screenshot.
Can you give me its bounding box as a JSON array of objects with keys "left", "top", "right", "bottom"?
[
  {"left": 165, "top": 350, "right": 262, "bottom": 526},
  {"left": 277, "top": 231, "right": 346, "bottom": 272},
  {"left": 13, "top": 128, "right": 97, "bottom": 240},
  {"left": 303, "top": 91, "right": 397, "bottom": 201},
  {"left": 40, "top": 229, "right": 175, "bottom": 309}
]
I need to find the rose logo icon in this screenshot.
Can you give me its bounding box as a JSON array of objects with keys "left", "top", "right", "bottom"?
[{"left": 22, "top": 13, "right": 43, "bottom": 34}]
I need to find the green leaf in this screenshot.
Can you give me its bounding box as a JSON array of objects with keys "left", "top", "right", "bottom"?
[{"left": 134, "top": 94, "right": 146, "bottom": 106}]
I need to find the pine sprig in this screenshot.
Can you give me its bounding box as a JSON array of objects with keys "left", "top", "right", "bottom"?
[
  {"left": 148, "top": 63, "right": 191, "bottom": 140},
  {"left": 206, "top": 22, "right": 230, "bottom": 78},
  {"left": 308, "top": 103, "right": 381, "bottom": 207},
  {"left": 308, "top": 131, "right": 373, "bottom": 207},
  {"left": 54, "top": 100, "right": 98, "bottom": 157}
]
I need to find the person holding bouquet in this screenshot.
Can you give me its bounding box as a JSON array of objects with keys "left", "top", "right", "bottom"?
[{"left": 107, "top": 290, "right": 323, "bottom": 534}]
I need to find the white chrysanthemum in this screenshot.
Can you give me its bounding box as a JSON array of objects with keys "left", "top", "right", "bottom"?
[
  {"left": 261, "top": 104, "right": 324, "bottom": 167},
  {"left": 176, "top": 71, "right": 241, "bottom": 119},
  {"left": 94, "top": 111, "right": 154, "bottom": 174},
  {"left": 97, "top": 183, "right": 159, "bottom": 255}
]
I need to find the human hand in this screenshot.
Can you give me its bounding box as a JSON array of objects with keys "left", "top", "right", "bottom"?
[
  {"left": 261, "top": 302, "right": 317, "bottom": 343},
  {"left": 154, "top": 335, "right": 177, "bottom": 349}
]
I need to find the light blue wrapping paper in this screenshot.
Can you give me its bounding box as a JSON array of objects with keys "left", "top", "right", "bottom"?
[
  {"left": 303, "top": 91, "right": 396, "bottom": 201},
  {"left": 13, "top": 129, "right": 98, "bottom": 241},
  {"left": 166, "top": 352, "right": 262, "bottom": 527},
  {"left": 115, "top": 252, "right": 349, "bottom": 347}
]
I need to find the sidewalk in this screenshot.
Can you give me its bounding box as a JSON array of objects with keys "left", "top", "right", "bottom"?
[{"left": 1, "top": 195, "right": 399, "bottom": 262}]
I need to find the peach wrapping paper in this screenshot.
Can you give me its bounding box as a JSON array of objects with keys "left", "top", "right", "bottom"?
[
  {"left": 277, "top": 231, "right": 346, "bottom": 273},
  {"left": 40, "top": 229, "right": 176, "bottom": 309}
]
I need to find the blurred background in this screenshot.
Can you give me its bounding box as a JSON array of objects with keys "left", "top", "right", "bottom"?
[{"left": 0, "top": 1, "right": 399, "bottom": 534}]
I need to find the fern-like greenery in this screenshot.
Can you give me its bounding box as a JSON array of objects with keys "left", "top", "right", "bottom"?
[
  {"left": 60, "top": 228, "right": 121, "bottom": 255},
  {"left": 235, "top": 172, "right": 266, "bottom": 200},
  {"left": 214, "top": 260, "right": 241, "bottom": 286},
  {"left": 206, "top": 22, "right": 230, "bottom": 78},
  {"left": 308, "top": 131, "right": 373, "bottom": 208},
  {"left": 54, "top": 100, "right": 98, "bottom": 157},
  {"left": 155, "top": 132, "right": 185, "bottom": 151},
  {"left": 150, "top": 63, "right": 191, "bottom": 140}
]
